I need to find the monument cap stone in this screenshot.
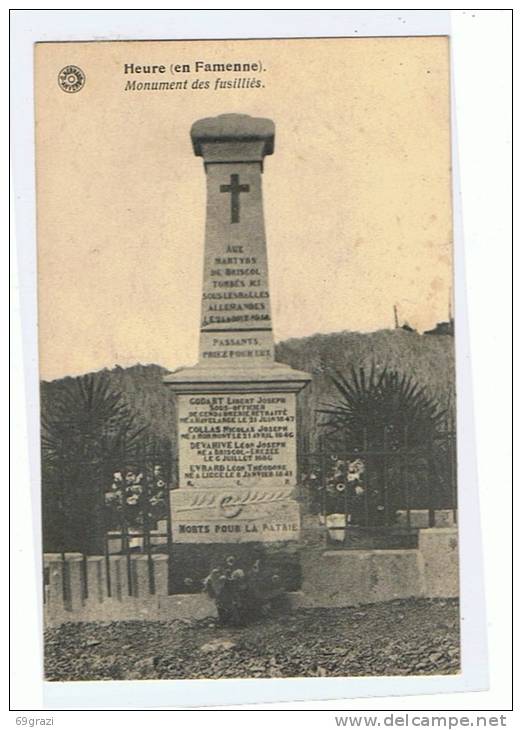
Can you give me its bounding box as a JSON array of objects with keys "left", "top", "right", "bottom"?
[{"left": 191, "top": 113, "right": 275, "bottom": 160}]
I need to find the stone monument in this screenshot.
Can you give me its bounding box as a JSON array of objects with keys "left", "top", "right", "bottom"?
[{"left": 165, "top": 113, "right": 311, "bottom": 545}]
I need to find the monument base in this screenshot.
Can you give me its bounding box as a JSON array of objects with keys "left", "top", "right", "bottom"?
[{"left": 165, "top": 359, "right": 310, "bottom": 551}]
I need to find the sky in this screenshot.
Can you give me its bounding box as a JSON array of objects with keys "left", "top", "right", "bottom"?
[{"left": 35, "top": 36, "right": 452, "bottom": 381}]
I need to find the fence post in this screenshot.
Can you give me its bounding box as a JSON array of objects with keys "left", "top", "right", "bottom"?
[
  {"left": 428, "top": 439, "right": 436, "bottom": 528},
  {"left": 165, "top": 457, "right": 175, "bottom": 595},
  {"left": 319, "top": 435, "right": 328, "bottom": 546},
  {"left": 404, "top": 426, "right": 411, "bottom": 531},
  {"left": 449, "top": 419, "right": 458, "bottom": 523},
  {"left": 363, "top": 427, "right": 370, "bottom": 528},
  {"left": 81, "top": 553, "right": 88, "bottom": 600},
  {"left": 383, "top": 427, "right": 390, "bottom": 527},
  {"left": 343, "top": 480, "right": 349, "bottom": 547},
  {"left": 122, "top": 513, "right": 133, "bottom": 596}
]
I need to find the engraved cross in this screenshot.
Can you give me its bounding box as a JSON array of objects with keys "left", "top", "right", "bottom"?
[{"left": 220, "top": 174, "right": 250, "bottom": 224}]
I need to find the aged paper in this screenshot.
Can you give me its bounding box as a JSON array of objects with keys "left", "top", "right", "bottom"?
[
  {"left": 36, "top": 37, "right": 459, "bottom": 684},
  {"left": 36, "top": 38, "right": 452, "bottom": 380}
]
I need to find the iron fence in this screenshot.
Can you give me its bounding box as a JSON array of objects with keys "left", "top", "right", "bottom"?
[
  {"left": 43, "top": 421, "right": 458, "bottom": 603},
  {"left": 100, "top": 445, "right": 176, "bottom": 597},
  {"left": 298, "top": 423, "right": 457, "bottom": 549},
  {"left": 42, "top": 440, "right": 175, "bottom": 601}
]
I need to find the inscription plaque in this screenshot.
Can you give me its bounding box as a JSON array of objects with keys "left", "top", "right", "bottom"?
[{"left": 177, "top": 393, "right": 297, "bottom": 489}]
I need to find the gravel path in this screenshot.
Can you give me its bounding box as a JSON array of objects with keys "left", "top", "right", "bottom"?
[{"left": 44, "top": 597, "right": 460, "bottom": 681}]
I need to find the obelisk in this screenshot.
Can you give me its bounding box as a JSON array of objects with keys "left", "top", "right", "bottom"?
[{"left": 165, "top": 114, "right": 310, "bottom": 544}]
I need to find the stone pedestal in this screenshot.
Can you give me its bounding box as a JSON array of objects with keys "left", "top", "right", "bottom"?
[{"left": 165, "top": 114, "right": 310, "bottom": 545}]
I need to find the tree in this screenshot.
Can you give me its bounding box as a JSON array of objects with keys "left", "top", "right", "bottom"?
[
  {"left": 41, "top": 373, "right": 147, "bottom": 553},
  {"left": 318, "top": 364, "right": 446, "bottom": 450},
  {"left": 316, "top": 365, "right": 449, "bottom": 522}
]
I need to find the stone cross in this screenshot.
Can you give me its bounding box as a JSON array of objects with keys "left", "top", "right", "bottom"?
[{"left": 220, "top": 174, "right": 250, "bottom": 223}]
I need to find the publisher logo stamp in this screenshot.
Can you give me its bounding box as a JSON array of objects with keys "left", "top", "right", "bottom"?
[{"left": 58, "top": 65, "right": 85, "bottom": 93}]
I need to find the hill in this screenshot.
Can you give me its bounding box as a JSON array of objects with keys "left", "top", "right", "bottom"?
[
  {"left": 275, "top": 329, "right": 455, "bottom": 447},
  {"left": 41, "top": 329, "right": 455, "bottom": 457}
]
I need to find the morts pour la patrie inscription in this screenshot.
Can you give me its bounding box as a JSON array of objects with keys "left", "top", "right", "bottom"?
[{"left": 165, "top": 114, "right": 310, "bottom": 543}]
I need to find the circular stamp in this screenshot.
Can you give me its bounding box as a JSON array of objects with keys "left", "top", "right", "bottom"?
[{"left": 57, "top": 65, "right": 86, "bottom": 94}]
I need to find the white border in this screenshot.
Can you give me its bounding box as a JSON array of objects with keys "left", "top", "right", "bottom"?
[{"left": 10, "top": 8, "right": 509, "bottom": 711}]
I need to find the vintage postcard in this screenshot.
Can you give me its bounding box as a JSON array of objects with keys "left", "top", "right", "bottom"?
[{"left": 35, "top": 36, "right": 460, "bottom": 686}]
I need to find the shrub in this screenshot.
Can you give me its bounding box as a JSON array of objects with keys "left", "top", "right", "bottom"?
[{"left": 318, "top": 364, "right": 447, "bottom": 450}]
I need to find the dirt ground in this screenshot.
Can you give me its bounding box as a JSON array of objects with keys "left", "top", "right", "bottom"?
[{"left": 44, "top": 597, "right": 460, "bottom": 681}]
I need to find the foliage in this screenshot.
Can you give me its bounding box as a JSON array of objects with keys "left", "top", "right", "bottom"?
[
  {"left": 41, "top": 330, "right": 455, "bottom": 462},
  {"left": 203, "top": 555, "right": 284, "bottom": 626},
  {"left": 42, "top": 373, "right": 147, "bottom": 467},
  {"left": 303, "top": 456, "right": 376, "bottom": 519},
  {"left": 318, "top": 364, "right": 447, "bottom": 450},
  {"left": 41, "top": 373, "right": 153, "bottom": 552},
  {"left": 40, "top": 331, "right": 455, "bottom": 548},
  {"left": 276, "top": 329, "right": 455, "bottom": 449},
  {"left": 104, "top": 465, "right": 168, "bottom": 530},
  {"left": 301, "top": 365, "right": 454, "bottom": 522}
]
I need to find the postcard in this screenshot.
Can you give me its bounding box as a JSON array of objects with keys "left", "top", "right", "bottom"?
[{"left": 34, "top": 34, "right": 462, "bottom": 691}]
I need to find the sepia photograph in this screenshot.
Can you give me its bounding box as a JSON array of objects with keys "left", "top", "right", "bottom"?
[{"left": 34, "top": 34, "right": 461, "bottom": 685}]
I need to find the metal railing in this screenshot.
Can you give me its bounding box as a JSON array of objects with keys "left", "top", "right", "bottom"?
[
  {"left": 298, "top": 424, "right": 457, "bottom": 549},
  {"left": 42, "top": 442, "right": 175, "bottom": 602},
  {"left": 43, "top": 422, "right": 458, "bottom": 603}
]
